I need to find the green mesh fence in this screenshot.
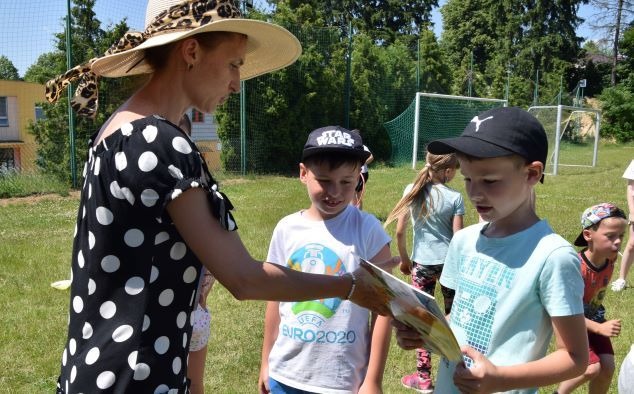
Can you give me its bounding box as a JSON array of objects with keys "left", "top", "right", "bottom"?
[
  {"left": 384, "top": 93, "right": 507, "bottom": 165},
  {"left": 219, "top": 25, "right": 345, "bottom": 175},
  {"left": 2, "top": 0, "right": 574, "bottom": 187},
  {"left": 1, "top": 0, "right": 415, "bottom": 183},
  {"left": 527, "top": 106, "right": 600, "bottom": 174}
]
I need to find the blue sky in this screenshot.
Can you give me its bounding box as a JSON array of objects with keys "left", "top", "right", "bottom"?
[{"left": 1, "top": 1, "right": 600, "bottom": 77}]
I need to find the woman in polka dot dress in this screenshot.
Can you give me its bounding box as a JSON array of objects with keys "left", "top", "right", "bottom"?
[{"left": 45, "top": 1, "right": 394, "bottom": 392}]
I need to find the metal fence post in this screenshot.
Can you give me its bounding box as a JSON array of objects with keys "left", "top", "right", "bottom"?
[
  {"left": 344, "top": 22, "right": 352, "bottom": 129},
  {"left": 66, "top": 0, "right": 77, "bottom": 188}
]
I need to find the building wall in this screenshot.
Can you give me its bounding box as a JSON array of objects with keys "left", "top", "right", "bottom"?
[
  {"left": 0, "top": 80, "right": 45, "bottom": 173},
  {"left": 188, "top": 110, "right": 222, "bottom": 172}
]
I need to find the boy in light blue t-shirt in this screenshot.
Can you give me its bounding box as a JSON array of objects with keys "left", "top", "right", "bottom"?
[{"left": 393, "top": 107, "right": 588, "bottom": 394}]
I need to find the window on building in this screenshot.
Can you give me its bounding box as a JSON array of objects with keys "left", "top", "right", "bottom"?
[
  {"left": 35, "top": 106, "right": 46, "bottom": 121},
  {"left": 191, "top": 109, "right": 205, "bottom": 123},
  {"left": 0, "top": 97, "right": 8, "bottom": 126},
  {"left": 0, "top": 148, "right": 15, "bottom": 173}
]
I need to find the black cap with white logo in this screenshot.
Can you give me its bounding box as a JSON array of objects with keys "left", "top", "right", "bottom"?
[
  {"left": 302, "top": 126, "right": 370, "bottom": 162},
  {"left": 427, "top": 106, "right": 548, "bottom": 168}
]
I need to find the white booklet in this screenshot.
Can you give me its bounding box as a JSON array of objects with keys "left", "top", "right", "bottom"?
[{"left": 360, "top": 258, "right": 462, "bottom": 361}]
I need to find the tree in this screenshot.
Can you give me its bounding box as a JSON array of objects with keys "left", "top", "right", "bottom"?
[
  {"left": 215, "top": 2, "right": 425, "bottom": 171},
  {"left": 417, "top": 29, "right": 452, "bottom": 94},
  {"left": 619, "top": 22, "right": 634, "bottom": 83},
  {"left": 0, "top": 55, "right": 20, "bottom": 80},
  {"left": 440, "top": 0, "right": 587, "bottom": 106},
  {"left": 28, "top": 0, "right": 133, "bottom": 184},
  {"left": 588, "top": 0, "right": 634, "bottom": 85},
  {"left": 24, "top": 52, "right": 66, "bottom": 84},
  {"left": 599, "top": 85, "right": 634, "bottom": 141},
  {"left": 268, "top": 0, "right": 438, "bottom": 45},
  {"left": 596, "top": 24, "right": 634, "bottom": 142}
]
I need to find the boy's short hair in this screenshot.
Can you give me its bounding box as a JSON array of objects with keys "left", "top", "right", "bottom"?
[
  {"left": 302, "top": 126, "right": 370, "bottom": 164},
  {"left": 426, "top": 106, "right": 548, "bottom": 169},
  {"left": 574, "top": 203, "right": 626, "bottom": 246}
]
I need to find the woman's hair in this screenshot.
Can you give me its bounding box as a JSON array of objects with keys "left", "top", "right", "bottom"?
[
  {"left": 385, "top": 151, "right": 459, "bottom": 226},
  {"left": 179, "top": 113, "right": 192, "bottom": 135},
  {"left": 144, "top": 31, "right": 247, "bottom": 72}
]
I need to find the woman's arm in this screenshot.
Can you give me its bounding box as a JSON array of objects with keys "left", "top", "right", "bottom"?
[
  {"left": 167, "top": 188, "right": 350, "bottom": 301},
  {"left": 167, "top": 188, "right": 391, "bottom": 315}
]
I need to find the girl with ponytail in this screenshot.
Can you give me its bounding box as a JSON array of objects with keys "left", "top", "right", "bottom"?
[{"left": 385, "top": 150, "right": 465, "bottom": 393}]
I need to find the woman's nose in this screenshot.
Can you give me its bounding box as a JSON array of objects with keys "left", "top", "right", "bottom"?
[{"left": 230, "top": 78, "right": 240, "bottom": 94}]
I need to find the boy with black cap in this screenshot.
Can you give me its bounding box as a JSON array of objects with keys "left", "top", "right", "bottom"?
[
  {"left": 259, "top": 126, "right": 395, "bottom": 393},
  {"left": 557, "top": 203, "right": 626, "bottom": 394},
  {"left": 392, "top": 107, "right": 588, "bottom": 394}
]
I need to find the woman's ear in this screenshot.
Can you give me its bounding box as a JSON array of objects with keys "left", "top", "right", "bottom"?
[{"left": 180, "top": 38, "right": 200, "bottom": 67}]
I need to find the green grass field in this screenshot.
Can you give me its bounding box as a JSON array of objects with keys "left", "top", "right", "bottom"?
[{"left": 0, "top": 142, "right": 633, "bottom": 393}]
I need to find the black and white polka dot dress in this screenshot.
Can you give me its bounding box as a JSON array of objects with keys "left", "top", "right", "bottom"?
[{"left": 57, "top": 115, "right": 236, "bottom": 393}]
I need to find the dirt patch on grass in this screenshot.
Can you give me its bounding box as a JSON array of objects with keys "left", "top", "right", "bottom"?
[{"left": 0, "top": 191, "right": 80, "bottom": 207}]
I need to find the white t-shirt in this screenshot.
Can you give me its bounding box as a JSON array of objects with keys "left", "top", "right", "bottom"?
[
  {"left": 618, "top": 344, "right": 634, "bottom": 394},
  {"left": 266, "top": 205, "right": 391, "bottom": 394},
  {"left": 405, "top": 183, "right": 465, "bottom": 265},
  {"left": 435, "top": 220, "right": 584, "bottom": 394}
]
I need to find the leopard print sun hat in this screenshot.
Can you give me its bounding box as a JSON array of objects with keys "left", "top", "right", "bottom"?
[{"left": 45, "top": 0, "right": 301, "bottom": 117}]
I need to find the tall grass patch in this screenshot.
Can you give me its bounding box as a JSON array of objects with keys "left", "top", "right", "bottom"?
[{"left": 0, "top": 171, "right": 69, "bottom": 198}]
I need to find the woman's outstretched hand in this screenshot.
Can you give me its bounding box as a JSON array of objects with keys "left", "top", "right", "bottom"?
[{"left": 348, "top": 256, "right": 400, "bottom": 316}]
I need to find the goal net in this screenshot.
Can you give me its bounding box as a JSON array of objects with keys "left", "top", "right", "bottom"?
[
  {"left": 527, "top": 105, "right": 601, "bottom": 175},
  {"left": 384, "top": 93, "right": 508, "bottom": 168}
]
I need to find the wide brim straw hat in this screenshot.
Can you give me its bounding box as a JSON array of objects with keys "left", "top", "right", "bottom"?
[
  {"left": 91, "top": 0, "right": 302, "bottom": 81},
  {"left": 45, "top": 0, "right": 301, "bottom": 118}
]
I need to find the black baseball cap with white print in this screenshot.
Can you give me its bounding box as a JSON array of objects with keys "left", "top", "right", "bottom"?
[
  {"left": 301, "top": 126, "right": 371, "bottom": 162},
  {"left": 426, "top": 106, "right": 548, "bottom": 169}
]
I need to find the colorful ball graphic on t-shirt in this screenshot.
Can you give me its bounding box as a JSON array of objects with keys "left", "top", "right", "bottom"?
[{"left": 288, "top": 243, "right": 347, "bottom": 319}]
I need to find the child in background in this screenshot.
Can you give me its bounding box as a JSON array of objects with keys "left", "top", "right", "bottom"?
[
  {"left": 393, "top": 106, "right": 588, "bottom": 394},
  {"left": 354, "top": 142, "right": 373, "bottom": 209},
  {"left": 384, "top": 151, "right": 464, "bottom": 393},
  {"left": 557, "top": 203, "right": 627, "bottom": 394},
  {"left": 259, "top": 126, "right": 395, "bottom": 394},
  {"left": 178, "top": 111, "right": 216, "bottom": 394},
  {"left": 188, "top": 270, "right": 215, "bottom": 394},
  {"left": 612, "top": 160, "right": 634, "bottom": 291}
]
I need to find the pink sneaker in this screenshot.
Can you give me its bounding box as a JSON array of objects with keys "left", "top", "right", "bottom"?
[{"left": 401, "top": 373, "right": 434, "bottom": 393}]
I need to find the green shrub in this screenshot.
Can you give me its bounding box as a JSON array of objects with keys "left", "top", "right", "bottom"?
[{"left": 599, "top": 85, "right": 634, "bottom": 142}]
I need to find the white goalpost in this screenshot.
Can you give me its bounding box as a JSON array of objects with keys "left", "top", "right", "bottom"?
[
  {"left": 528, "top": 105, "right": 602, "bottom": 175},
  {"left": 411, "top": 93, "right": 508, "bottom": 169}
]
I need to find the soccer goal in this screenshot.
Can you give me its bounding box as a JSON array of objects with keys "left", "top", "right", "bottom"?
[
  {"left": 527, "top": 105, "right": 602, "bottom": 175},
  {"left": 384, "top": 93, "right": 508, "bottom": 169}
]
